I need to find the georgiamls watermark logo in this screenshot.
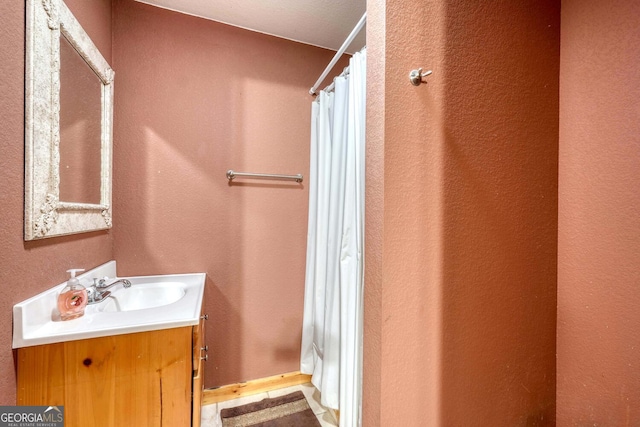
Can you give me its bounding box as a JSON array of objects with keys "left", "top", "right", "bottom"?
[{"left": 0, "top": 406, "right": 64, "bottom": 426}]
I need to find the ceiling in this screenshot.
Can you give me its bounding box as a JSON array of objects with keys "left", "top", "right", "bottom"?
[{"left": 135, "top": 0, "right": 366, "bottom": 53}]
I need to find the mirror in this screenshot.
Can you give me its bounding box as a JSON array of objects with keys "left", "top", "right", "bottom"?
[
  {"left": 59, "top": 33, "right": 103, "bottom": 204},
  {"left": 25, "top": 0, "right": 114, "bottom": 240}
]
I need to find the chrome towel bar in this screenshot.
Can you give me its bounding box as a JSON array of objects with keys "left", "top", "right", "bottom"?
[{"left": 226, "top": 170, "right": 303, "bottom": 183}]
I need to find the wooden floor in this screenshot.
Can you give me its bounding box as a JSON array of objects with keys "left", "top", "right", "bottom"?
[{"left": 202, "top": 371, "right": 312, "bottom": 405}]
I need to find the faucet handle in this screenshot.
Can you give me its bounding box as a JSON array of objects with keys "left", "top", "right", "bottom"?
[{"left": 96, "top": 276, "right": 110, "bottom": 288}]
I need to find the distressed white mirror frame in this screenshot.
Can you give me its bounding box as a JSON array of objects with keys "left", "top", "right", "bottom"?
[{"left": 25, "top": 0, "right": 114, "bottom": 240}]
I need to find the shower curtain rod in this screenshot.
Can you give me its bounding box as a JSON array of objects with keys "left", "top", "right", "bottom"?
[
  {"left": 321, "top": 66, "right": 350, "bottom": 94},
  {"left": 309, "top": 12, "right": 366, "bottom": 96}
]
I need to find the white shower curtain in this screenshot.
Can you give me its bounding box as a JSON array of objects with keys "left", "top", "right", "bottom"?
[{"left": 301, "top": 48, "right": 366, "bottom": 427}]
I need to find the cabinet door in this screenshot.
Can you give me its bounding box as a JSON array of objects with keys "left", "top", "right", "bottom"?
[{"left": 18, "top": 327, "right": 192, "bottom": 427}]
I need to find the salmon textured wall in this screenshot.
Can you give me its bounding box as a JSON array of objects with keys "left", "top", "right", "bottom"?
[
  {"left": 0, "top": 0, "right": 113, "bottom": 405},
  {"left": 439, "top": 1, "right": 559, "bottom": 424},
  {"left": 557, "top": 0, "right": 640, "bottom": 424},
  {"left": 111, "top": 0, "right": 344, "bottom": 387},
  {"left": 364, "top": 0, "right": 559, "bottom": 425},
  {"left": 365, "top": 0, "right": 447, "bottom": 424}
]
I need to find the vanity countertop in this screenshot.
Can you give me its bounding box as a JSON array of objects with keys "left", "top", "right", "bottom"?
[{"left": 12, "top": 260, "right": 205, "bottom": 348}]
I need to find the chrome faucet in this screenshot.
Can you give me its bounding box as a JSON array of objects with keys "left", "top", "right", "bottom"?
[{"left": 87, "top": 277, "right": 132, "bottom": 305}]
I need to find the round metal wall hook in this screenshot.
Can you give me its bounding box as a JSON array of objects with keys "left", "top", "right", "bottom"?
[{"left": 409, "top": 68, "right": 433, "bottom": 86}]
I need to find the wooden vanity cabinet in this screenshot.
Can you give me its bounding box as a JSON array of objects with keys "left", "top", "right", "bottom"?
[
  {"left": 192, "top": 314, "right": 206, "bottom": 427},
  {"left": 17, "top": 321, "right": 206, "bottom": 427}
]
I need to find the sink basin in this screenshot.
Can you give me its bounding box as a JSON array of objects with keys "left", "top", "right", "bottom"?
[
  {"left": 96, "top": 282, "right": 186, "bottom": 312},
  {"left": 12, "top": 260, "right": 206, "bottom": 348}
]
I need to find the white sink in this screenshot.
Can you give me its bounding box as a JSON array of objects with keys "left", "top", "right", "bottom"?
[
  {"left": 12, "top": 261, "right": 206, "bottom": 348},
  {"left": 96, "top": 282, "right": 186, "bottom": 313}
]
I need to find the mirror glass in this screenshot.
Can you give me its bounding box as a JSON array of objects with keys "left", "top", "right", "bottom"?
[
  {"left": 24, "top": 0, "right": 114, "bottom": 240},
  {"left": 59, "top": 34, "right": 102, "bottom": 204}
]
